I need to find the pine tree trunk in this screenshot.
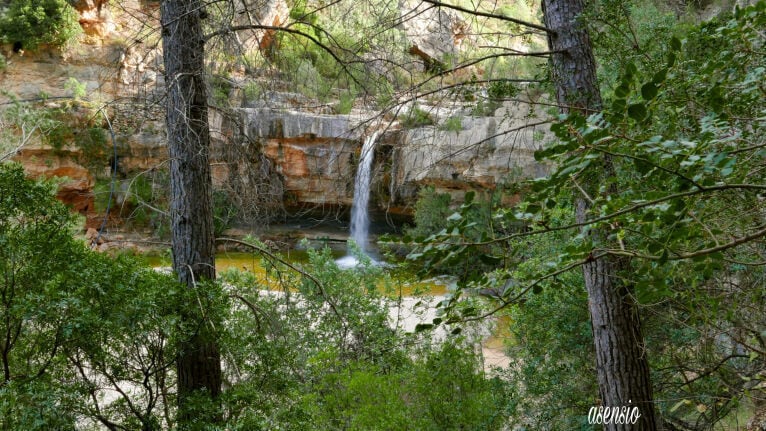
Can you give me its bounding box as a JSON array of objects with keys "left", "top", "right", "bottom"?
[
  {"left": 541, "top": 1, "right": 660, "bottom": 429},
  {"left": 160, "top": 0, "right": 222, "bottom": 424}
]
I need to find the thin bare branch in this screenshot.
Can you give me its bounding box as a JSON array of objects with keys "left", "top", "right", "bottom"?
[{"left": 420, "top": 0, "right": 555, "bottom": 34}]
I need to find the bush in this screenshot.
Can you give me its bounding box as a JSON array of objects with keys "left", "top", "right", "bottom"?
[
  {"left": 486, "top": 80, "right": 520, "bottom": 100},
  {"left": 0, "top": 0, "right": 82, "bottom": 50},
  {"left": 7, "top": 99, "right": 110, "bottom": 171},
  {"left": 471, "top": 99, "right": 500, "bottom": 117},
  {"left": 305, "top": 342, "right": 509, "bottom": 430},
  {"left": 0, "top": 162, "right": 81, "bottom": 429},
  {"left": 400, "top": 106, "right": 435, "bottom": 128},
  {"left": 0, "top": 162, "right": 186, "bottom": 429},
  {"left": 405, "top": 186, "right": 453, "bottom": 239},
  {"left": 439, "top": 116, "right": 464, "bottom": 132},
  {"left": 335, "top": 92, "right": 354, "bottom": 114},
  {"left": 217, "top": 244, "right": 510, "bottom": 430}
]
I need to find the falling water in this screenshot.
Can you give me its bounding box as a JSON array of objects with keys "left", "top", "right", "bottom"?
[
  {"left": 336, "top": 131, "right": 379, "bottom": 268},
  {"left": 350, "top": 131, "right": 379, "bottom": 252}
]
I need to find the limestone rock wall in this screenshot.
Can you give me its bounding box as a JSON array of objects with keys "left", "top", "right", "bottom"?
[
  {"left": 398, "top": 0, "right": 468, "bottom": 69},
  {"left": 240, "top": 108, "right": 362, "bottom": 207},
  {"left": 1, "top": 0, "right": 165, "bottom": 219},
  {"left": 392, "top": 102, "right": 550, "bottom": 206},
  {"left": 0, "top": 0, "right": 546, "bottom": 222},
  {"left": 238, "top": 103, "right": 548, "bottom": 214}
]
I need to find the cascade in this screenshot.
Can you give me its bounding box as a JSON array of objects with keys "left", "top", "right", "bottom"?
[{"left": 336, "top": 131, "right": 379, "bottom": 268}]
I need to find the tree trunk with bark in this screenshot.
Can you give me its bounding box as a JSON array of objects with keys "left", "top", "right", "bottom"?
[
  {"left": 541, "top": 1, "right": 660, "bottom": 429},
  {"left": 160, "top": 0, "right": 222, "bottom": 424}
]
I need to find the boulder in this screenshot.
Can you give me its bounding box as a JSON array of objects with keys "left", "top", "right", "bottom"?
[
  {"left": 399, "top": 0, "right": 469, "bottom": 71},
  {"left": 13, "top": 147, "right": 95, "bottom": 215},
  {"left": 71, "top": 0, "right": 114, "bottom": 37},
  {"left": 231, "top": 0, "right": 290, "bottom": 54},
  {"left": 85, "top": 227, "right": 100, "bottom": 244}
]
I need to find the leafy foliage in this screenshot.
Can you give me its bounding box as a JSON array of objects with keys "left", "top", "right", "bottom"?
[
  {"left": 404, "top": 186, "right": 453, "bottom": 239},
  {"left": 439, "top": 116, "right": 464, "bottom": 132},
  {"left": 400, "top": 106, "right": 435, "bottom": 128},
  {"left": 0, "top": 162, "right": 187, "bottom": 429},
  {"left": 0, "top": 162, "right": 82, "bottom": 429},
  {"left": 405, "top": 2, "right": 766, "bottom": 428},
  {"left": 0, "top": 0, "right": 81, "bottom": 50},
  {"left": 549, "top": 5, "right": 765, "bottom": 426},
  {"left": 215, "top": 244, "right": 509, "bottom": 430}
]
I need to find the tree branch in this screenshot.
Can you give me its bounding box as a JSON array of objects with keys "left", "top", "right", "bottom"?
[
  {"left": 602, "top": 223, "right": 766, "bottom": 261},
  {"left": 215, "top": 237, "right": 343, "bottom": 321},
  {"left": 204, "top": 24, "right": 365, "bottom": 89},
  {"left": 420, "top": 0, "right": 555, "bottom": 34}
]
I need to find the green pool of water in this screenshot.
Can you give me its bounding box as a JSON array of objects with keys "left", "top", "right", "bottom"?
[{"left": 141, "top": 251, "right": 450, "bottom": 296}]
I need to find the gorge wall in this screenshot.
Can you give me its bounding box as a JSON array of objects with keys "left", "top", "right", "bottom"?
[
  {"left": 0, "top": 0, "right": 548, "bottom": 228},
  {"left": 238, "top": 103, "right": 547, "bottom": 216}
]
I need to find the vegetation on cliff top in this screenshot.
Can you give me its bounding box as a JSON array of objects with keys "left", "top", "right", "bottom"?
[{"left": 0, "top": 0, "right": 81, "bottom": 50}]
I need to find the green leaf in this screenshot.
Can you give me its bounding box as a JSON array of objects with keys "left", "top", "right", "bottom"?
[
  {"left": 628, "top": 103, "right": 648, "bottom": 121},
  {"left": 415, "top": 323, "right": 434, "bottom": 332},
  {"left": 667, "top": 52, "right": 677, "bottom": 67},
  {"left": 612, "top": 98, "right": 626, "bottom": 113},
  {"left": 670, "top": 36, "right": 682, "bottom": 51},
  {"left": 658, "top": 249, "right": 669, "bottom": 265},
  {"left": 615, "top": 84, "right": 630, "bottom": 98},
  {"left": 625, "top": 62, "right": 638, "bottom": 78},
  {"left": 633, "top": 158, "right": 652, "bottom": 175},
  {"left": 479, "top": 254, "right": 502, "bottom": 265},
  {"left": 647, "top": 242, "right": 663, "bottom": 254},
  {"left": 641, "top": 82, "right": 659, "bottom": 101},
  {"left": 652, "top": 69, "right": 668, "bottom": 84}
]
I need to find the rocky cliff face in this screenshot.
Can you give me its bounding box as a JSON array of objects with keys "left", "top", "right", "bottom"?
[
  {"left": 0, "top": 0, "right": 546, "bottom": 226},
  {"left": 0, "top": 0, "right": 166, "bottom": 223},
  {"left": 237, "top": 98, "right": 548, "bottom": 215}
]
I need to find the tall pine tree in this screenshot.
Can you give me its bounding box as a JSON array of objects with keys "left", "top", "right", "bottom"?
[
  {"left": 542, "top": 1, "right": 659, "bottom": 429},
  {"left": 160, "top": 0, "right": 222, "bottom": 425}
]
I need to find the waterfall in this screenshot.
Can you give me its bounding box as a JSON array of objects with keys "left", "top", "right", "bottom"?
[
  {"left": 349, "top": 131, "right": 379, "bottom": 253},
  {"left": 337, "top": 131, "right": 379, "bottom": 268}
]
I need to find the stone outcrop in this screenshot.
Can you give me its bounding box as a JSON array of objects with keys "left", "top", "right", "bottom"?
[
  {"left": 393, "top": 103, "right": 550, "bottom": 205},
  {"left": 0, "top": 0, "right": 546, "bottom": 223},
  {"left": 241, "top": 108, "right": 363, "bottom": 207},
  {"left": 13, "top": 145, "right": 95, "bottom": 214},
  {"left": 71, "top": 0, "right": 114, "bottom": 37},
  {"left": 0, "top": 0, "right": 165, "bottom": 223},
  {"left": 238, "top": 102, "right": 548, "bottom": 214},
  {"left": 229, "top": 0, "right": 290, "bottom": 54},
  {"left": 399, "top": 0, "right": 469, "bottom": 71}
]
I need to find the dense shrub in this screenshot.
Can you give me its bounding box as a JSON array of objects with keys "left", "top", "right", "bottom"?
[
  {"left": 0, "top": 0, "right": 81, "bottom": 50},
  {"left": 400, "top": 106, "right": 435, "bottom": 128},
  {"left": 0, "top": 162, "right": 185, "bottom": 429},
  {"left": 404, "top": 186, "right": 453, "bottom": 239},
  {"left": 215, "top": 244, "right": 511, "bottom": 430}
]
